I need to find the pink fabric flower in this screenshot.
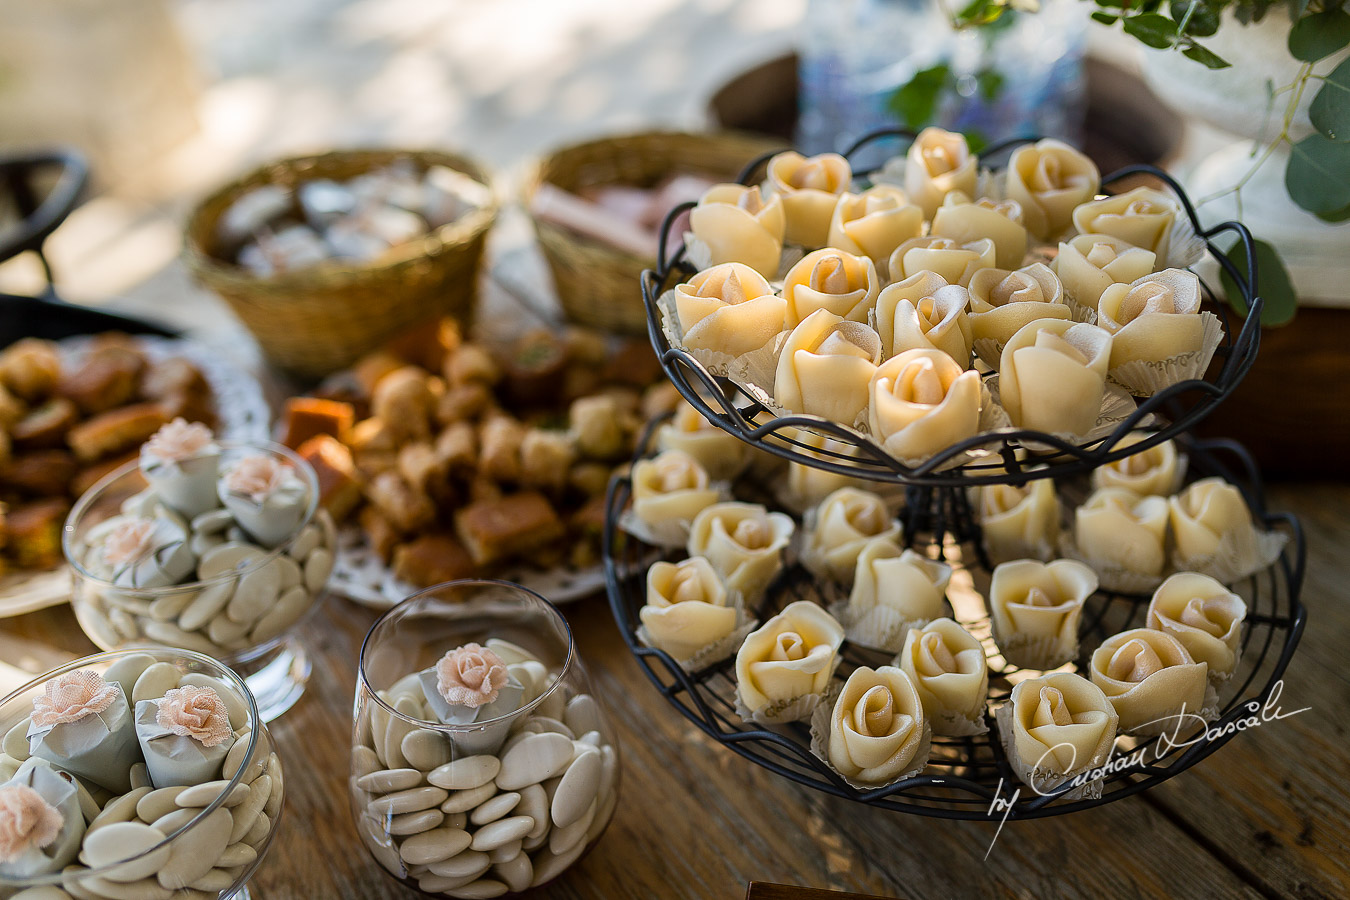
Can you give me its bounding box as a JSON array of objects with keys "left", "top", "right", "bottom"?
[
  {"left": 224, "top": 455, "right": 288, "bottom": 502},
  {"left": 31, "top": 670, "right": 120, "bottom": 728},
  {"left": 436, "top": 643, "right": 508, "bottom": 709},
  {"left": 0, "top": 784, "right": 63, "bottom": 863},
  {"left": 103, "top": 518, "right": 158, "bottom": 568},
  {"left": 155, "top": 686, "right": 232, "bottom": 747},
  {"left": 144, "top": 419, "right": 215, "bottom": 462}
]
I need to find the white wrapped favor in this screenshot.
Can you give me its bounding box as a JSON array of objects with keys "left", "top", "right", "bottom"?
[
  {"left": 134, "top": 687, "right": 235, "bottom": 788},
  {"left": 27, "top": 671, "right": 140, "bottom": 794},
  {"left": 418, "top": 644, "right": 525, "bottom": 756},
  {"left": 218, "top": 454, "right": 311, "bottom": 548},
  {"left": 0, "top": 759, "right": 86, "bottom": 878},
  {"left": 140, "top": 419, "right": 222, "bottom": 518}
]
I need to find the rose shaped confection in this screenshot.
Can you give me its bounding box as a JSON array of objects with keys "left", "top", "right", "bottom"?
[
  {"left": 639, "top": 557, "right": 743, "bottom": 665},
  {"left": 28, "top": 669, "right": 140, "bottom": 794},
  {"left": 629, "top": 449, "right": 722, "bottom": 547},
  {"left": 998, "top": 318, "right": 1113, "bottom": 436},
  {"left": 989, "top": 558, "right": 1096, "bottom": 669},
  {"left": 655, "top": 400, "right": 751, "bottom": 482},
  {"left": 688, "top": 183, "right": 786, "bottom": 278},
  {"left": 820, "top": 666, "right": 929, "bottom": 785},
  {"left": 687, "top": 502, "right": 794, "bottom": 603},
  {"left": 898, "top": 618, "right": 989, "bottom": 736},
  {"left": 134, "top": 685, "right": 237, "bottom": 788},
  {"left": 974, "top": 478, "right": 1060, "bottom": 564},
  {"left": 777, "top": 428, "right": 867, "bottom": 514},
  {"left": 826, "top": 185, "right": 924, "bottom": 275},
  {"left": 873, "top": 271, "right": 973, "bottom": 365},
  {"left": 1073, "top": 487, "right": 1170, "bottom": 586},
  {"left": 903, "top": 128, "right": 978, "bottom": 220},
  {"left": 735, "top": 600, "right": 844, "bottom": 724},
  {"left": 1006, "top": 139, "right": 1101, "bottom": 240},
  {"left": 1090, "top": 628, "right": 1211, "bottom": 735},
  {"left": 1147, "top": 572, "right": 1247, "bottom": 681},
  {"left": 1072, "top": 186, "right": 1181, "bottom": 261},
  {"left": 1091, "top": 432, "right": 1184, "bottom": 496},
  {"left": 968, "top": 263, "right": 1070, "bottom": 368},
  {"left": 888, "top": 235, "right": 995, "bottom": 286},
  {"left": 417, "top": 642, "right": 525, "bottom": 754},
  {"left": 773, "top": 309, "right": 882, "bottom": 425},
  {"left": 781, "top": 248, "right": 880, "bottom": 327},
  {"left": 766, "top": 151, "right": 852, "bottom": 246},
  {"left": 99, "top": 515, "right": 195, "bottom": 591},
  {"left": 0, "top": 762, "right": 84, "bottom": 878},
  {"left": 1097, "top": 269, "right": 1216, "bottom": 391},
  {"left": 868, "top": 349, "right": 981, "bottom": 463},
  {"left": 673, "top": 263, "right": 785, "bottom": 358},
  {"left": 996, "top": 672, "right": 1118, "bottom": 797},
  {"left": 801, "top": 487, "right": 901, "bottom": 583},
  {"left": 1168, "top": 477, "right": 1279, "bottom": 578},
  {"left": 1054, "top": 234, "right": 1157, "bottom": 316},
  {"left": 931, "top": 195, "right": 1029, "bottom": 269},
  {"left": 139, "top": 419, "right": 222, "bottom": 518},
  {"left": 218, "top": 454, "right": 310, "bottom": 547},
  {"left": 842, "top": 540, "right": 952, "bottom": 652}
]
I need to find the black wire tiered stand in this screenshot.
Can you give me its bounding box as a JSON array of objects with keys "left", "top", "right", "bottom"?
[{"left": 602, "top": 129, "right": 1307, "bottom": 819}]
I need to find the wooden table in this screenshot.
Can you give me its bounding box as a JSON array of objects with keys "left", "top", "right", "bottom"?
[{"left": 4, "top": 480, "right": 1347, "bottom": 900}]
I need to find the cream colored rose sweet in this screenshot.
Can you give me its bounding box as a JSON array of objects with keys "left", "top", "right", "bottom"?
[
  {"left": 867, "top": 349, "right": 981, "bottom": 462},
  {"left": 640, "top": 557, "right": 739, "bottom": 661},
  {"left": 898, "top": 618, "right": 988, "bottom": 735},
  {"left": 1168, "top": 477, "right": 1261, "bottom": 564},
  {"left": 630, "top": 449, "right": 721, "bottom": 543},
  {"left": 888, "top": 235, "right": 995, "bottom": 286},
  {"left": 843, "top": 540, "right": 951, "bottom": 652},
  {"left": 782, "top": 248, "right": 880, "bottom": 326},
  {"left": 687, "top": 502, "right": 795, "bottom": 602},
  {"left": 1054, "top": 234, "right": 1157, "bottom": 314},
  {"left": 689, "top": 183, "right": 787, "bottom": 278},
  {"left": 825, "top": 666, "right": 928, "bottom": 784},
  {"left": 436, "top": 643, "right": 509, "bottom": 709},
  {"left": 989, "top": 558, "right": 1097, "bottom": 669},
  {"left": 1074, "top": 487, "right": 1170, "bottom": 579},
  {"left": 826, "top": 185, "right": 924, "bottom": 274},
  {"left": 655, "top": 401, "right": 751, "bottom": 481},
  {"left": 1097, "top": 268, "right": 1205, "bottom": 369},
  {"left": 930, "top": 195, "right": 1028, "bottom": 269},
  {"left": 766, "top": 151, "right": 852, "bottom": 246},
  {"left": 1072, "top": 186, "right": 1180, "bottom": 260},
  {"left": 674, "top": 263, "right": 785, "bottom": 357},
  {"left": 1147, "top": 572, "right": 1247, "bottom": 679},
  {"left": 873, "top": 271, "right": 973, "bottom": 364},
  {"left": 998, "top": 672, "right": 1117, "bottom": 792},
  {"left": 904, "top": 128, "right": 978, "bottom": 220},
  {"left": 968, "top": 263, "right": 1070, "bottom": 366},
  {"left": 780, "top": 428, "right": 867, "bottom": 513},
  {"left": 774, "top": 309, "right": 883, "bottom": 425},
  {"left": 802, "top": 487, "right": 900, "bottom": 582},
  {"left": 1090, "top": 628, "right": 1209, "bottom": 735},
  {"left": 975, "top": 478, "right": 1060, "bottom": 564},
  {"left": 1091, "top": 432, "right": 1184, "bottom": 496},
  {"left": 998, "top": 318, "right": 1113, "bottom": 436},
  {"left": 1006, "top": 139, "right": 1101, "bottom": 240},
  {"left": 735, "top": 600, "right": 844, "bottom": 722}
]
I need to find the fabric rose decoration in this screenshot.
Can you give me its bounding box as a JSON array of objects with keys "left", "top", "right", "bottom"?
[
  {"left": 888, "top": 235, "right": 995, "bottom": 286},
  {"left": 782, "top": 248, "right": 880, "bottom": 326},
  {"left": 101, "top": 519, "right": 158, "bottom": 569},
  {"left": 975, "top": 478, "right": 1060, "bottom": 564},
  {"left": 904, "top": 127, "right": 978, "bottom": 220},
  {"left": 823, "top": 666, "right": 929, "bottom": 785},
  {"left": 897, "top": 618, "right": 988, "bottom": 736},
  {"left": 989, "top": 558, "right": 1097, "bottom": 670},
  {"left": 630, "top": 449, "right": 721, "bottom": 546},
  {"left": 688, "top": 183, "right": 786, "bottom": 278},
  {"left": 0, "top": 784, "right": 63, "bottom": 865},
  {"left": 1097, "top": 268, "right": 1206, "bottom": 369},
  {"left": 998, "top": 318, "right": 1113, "bottom": 436},
  {"left": 687, "top": 502, "right": 794, "bottom": 602},
  {"left": 842, "top": 540, "right": 952, "bottom": 652},
  {"left": 674, "top": 262, "right": 785, "bottom": 357},
  {"left": 801, "top": 487, "right": 900, "bottom": 582},
  {"left": 1147, "top": 572, "right": 1247, "bottom": 680},
  {"left": 1091, "top": 432, "right": 1184, "bottom": 496},
  {"left": 223, "top": 454, "right": 288, "bottom": 501},
  {"left": 1072, "top": 186, "right": 1180, "bottom": 260},
  {"left": 1006, "top": 139, "right": 1101, "bottom": 240},
  {"left": 436, "top": 643, "right": 509, "bottom": 709},
  {"left": 98, "top": 516, "right": 195, "bottom": 591},
  {"left": 968, "top": 263, "right": 1070, "bottom": 368},
  {"left": 1090, "top": 628, "right": 1210, "bottom": 735},
  {"left": 0, "top": 763, "right": 83, "bottom": 877},
  {"left": 1074, "top": 487, "right": 1171, "bottom": 581},
  {"left": 1054, "top": 234, "right": 1157, "bottom": 315},
  {"left": 931, "top": 195, "right": 1028, "bottom": 269},
  {"left": 735, "top": 600, "right": 844, "bottom": 723},
  {"left": 766, "top": 151, "right": 852, "bottom": 246},
  {"left": 655, "top": 400, "right": 750, "bottom": 482},
  {"left": 826, "top": 185, "right": 924, "bottom": 275},
  {"left": 155, "top": 685, "right": 233, "bottom": 746},
  {"left": 774, "top": 309, "right": 883, "bottom": 425},
  {"left": 873, "top": 271, "right": 973, "bottom": 365},
  {"left": 867, "top": 349, "right": 981, "bottom": 462},
  {"left": 31, "top": 670, "right": 119, "bottom": 728},
  {"left": 997, "top": 672, "right": 1118, "bottom": 796},
  {"left": 143, "top": 418, "right": 214, "bottom": 462},
  {"left": 140, "top": 418, "right": 221, "bottom": 517},
  {"left": 640, "top": 557, "right": 739, "bottom": 663}
]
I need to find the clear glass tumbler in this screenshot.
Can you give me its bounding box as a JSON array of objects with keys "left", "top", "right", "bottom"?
[{"left": 352, "top": 580, "right": 621, "bottom": 897}]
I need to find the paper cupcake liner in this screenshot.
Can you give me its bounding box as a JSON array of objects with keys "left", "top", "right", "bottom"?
[
  {"left": 636, "top": 615, "right": 759, "bottom": 675},
  {"left": 929, "top": 708, "right": 990, "bottom": 737},
  {"left": 735, "top": 689, "right": 827, "bottom": 727},
  {"left": 972, "top": 336, "right": 1005, "bottom": 372},
  {"left": 1164, "top": 209, "right": 1207, "bottom": 270},
  {"left": 1119, "top": 681, "right": 1220, "bottom": 737},
  {"left": 1107, "top": 312, "right": 1224, "bottom": 398},
  {"left": 807, "top": 693, "right": 933, "bottom": 791},
  {"left": 994, "top": 703, "right": 1106, "bottom": 801},
  {"left": 683, "top": 233, "right": 714, "bottom": 273},
  {"left": 1171, "top": 526, "right": 1288, "bottom": 586},
  {"left": 1062, "top": 294, "right": 1100, "bottom": 325},
  {"left": 861, "top": 383, "right": 1013, "bottom": 473},
  {"left": 1058, "top": 532, "right": 1165, "bottom": 595},
  {"left": 990, "top": 627, "right": 1077, "bottom": 671},
  {"left": 832, "top": 599, "right": 939, "bottom": 655},
  {"left": 986, "top": 378, "right": 1139, "bottom": 451}
]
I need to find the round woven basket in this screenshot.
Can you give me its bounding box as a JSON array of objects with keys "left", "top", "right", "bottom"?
[
  {"left": 524, "top": 130, "right": 784, "bottom": 335},
  {"left": 184, "top": 148, "right": 497, "bottom": 380}
]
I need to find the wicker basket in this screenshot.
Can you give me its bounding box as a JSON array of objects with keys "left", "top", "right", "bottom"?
[
  {"left": 524, "top": 130, "right": 784, "bottom": 335},
  {"left": 185, "top": 149, "right": 497, "bottom": 379}
]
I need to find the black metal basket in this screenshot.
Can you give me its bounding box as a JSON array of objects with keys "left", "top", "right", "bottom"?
[
  {"left": 640, "top": 129, "right": 1264, "bottom": 487},
  {"left": 602, "top": 428, "right": 1305, "bottom": 820}
]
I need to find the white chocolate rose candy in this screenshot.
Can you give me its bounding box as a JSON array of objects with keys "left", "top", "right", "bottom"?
[
  {"left": 1091, "top": 432, "right": 1184, "bottom": 496},
  {"left": 774, "top": 309, "right": 882, "bottom": 426},
  {"left": 674, "top": 263, "right": 785, "bottom": 358},
  {"left": 1090, "top": 628, "right": 1211, "bottom": 735},
  {"left": 1072, "top": 186, "right": 1181, "bottom": 261},
  {"left": 689, "top": 183, "right": 787, "bottom": 278},
  {"left": 655, "top": 400, "right": 751, "bottom": 481},
  {"left": 629, "top": 449, "right": 721, "bottom": 546},
  {"left": 736, "top": 600, "right": 844, "bottom": 724},
  {"left": 801, "top": 487, "right": 900, "bottom": 583},
  {"left": 989, "top": 558, "right": 1096, "bottom": 669},
  {"left": 842, "top": 540, "right": 952, "bottom": 652},
  {"left": 898, "top": 618, "right": 988, "bottom": 735},
  {"left": 975, "top": 478, "right": 1060, "bottom": 564},
  {"left": 777, "top": 428, "right": 867, "bottom": 514},
  {"left": 996, "top": 672, "right": 1118, "bottom": 798},
  {"left": 766, "top": 151, "right": 852, "bottom": 247},
  {"left": 873, "top": 271, "right": 973, "bottom": 365},
  {"left": 1073, "top": 487, "right": 1170, "bottom": 585},
  {"left": 1147, "top": 572, "right": 1247, "bottom": 680},
  {"left": 968, "top": 263, "right": 1070, "bottom": 369},
  {"left": 640, "top": 557, "right": 739, "bottom": 663},
  {"left": 931, "top": 195, "right": 1028, "bottom": 269},
  {"left": 1006, "top": 139, "right": 1101, "bottom": 240},
  {"left": 822, "top": 666, "right": 929, "bottom": 785},
  {"left": 888, "top": 235, "right": 995, "bottom": 286},
  {"left": 1054, "top": 234, "right": 1157, "bottom": 316},
  {"left": 687, "top": 502, "right": 795, "bottom": 603},
  {"left": 782, "top": 248, "right": 880, "bottom": 326},
  {"left": 904, "top": 128, "right": 978, "bottom": 220},
  {"left": 867, "top": 349, "right": 981, "bottom": 463},
  {"left": 826, "top": 185, "right": 924, "bottom": 276},
  {"left": 1168, "top": 477, "right": 1278, "bottom": 579},
  {"left": 998, "top": 318, "right": 1112, "bottom": 436},
  {"left": 1098, "top": 269, "right": 1217, "bottom": 393}
]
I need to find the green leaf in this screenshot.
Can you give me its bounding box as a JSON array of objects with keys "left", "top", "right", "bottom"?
[
  {"left": 1286, "top": 133, "right": 1350, "bottom": 214},
  {"left": 1182, "top": 42, "right": 1231, "bottom": 68},
  {"left": 964, "top": 129, "right": 991, "bottom": 155},
  {"left": 1123, "top": 12, "right": 1178, "bottom": 49},
  {"left": 887, "top": 64, "right": 951, "bottom": 130},
  {"left": 1316, "top": 201, "right": 1350, "bottom": 223},
  {"left": 1171, "top": 0, "right": 1219, "bottom": 36},
  {"left": 1288, "top": 10, "right": 1350, "bottom": 62},
  {"left": 1288, "top": 0, "right": 1311, "bottom": 20},
  {"left": 1219, "top": 237, "right": 1298, "bottom": 327},
  {"left": 1310, "top": 57, "right": 1350, "bottom": 141},
  {"left": 976, "top": 69, "right": 1005, "bottom": 103},
  {"left": 1091, "top": 11, "right": 1119, "bottom": 23}
]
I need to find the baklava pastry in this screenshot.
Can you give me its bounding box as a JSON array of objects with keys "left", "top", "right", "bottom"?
[{"left": 989, "top": 558, "right": 1097, "bottom": 669}]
